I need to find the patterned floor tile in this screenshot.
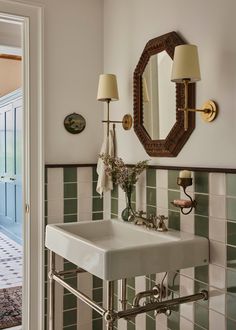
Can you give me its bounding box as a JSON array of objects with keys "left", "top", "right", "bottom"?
[{"left": 0, "top": 231, "right": 22, "bottom": 289}]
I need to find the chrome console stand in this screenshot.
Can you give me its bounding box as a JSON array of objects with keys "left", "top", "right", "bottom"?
[{"left": 48, "top": 249, "right": 208, "bottom": 330}]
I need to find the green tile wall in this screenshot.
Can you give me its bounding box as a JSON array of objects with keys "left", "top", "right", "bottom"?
[{"left": 45, "top": 167, "right": 236, "bottom": 330}]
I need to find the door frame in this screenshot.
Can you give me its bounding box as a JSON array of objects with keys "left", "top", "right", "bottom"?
[{"left": 0, "top": 2, "right": 44, "bottom": 330}]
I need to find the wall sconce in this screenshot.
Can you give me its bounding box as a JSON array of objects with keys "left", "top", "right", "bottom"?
[
  {"left": 171, "top": 170, "right": 197, "bottom": 215},
  {"left": 97, "top": 74, "right": 132, "bottom": 136},
  {"left": 171, "top": 45, "right": 218, "bottom": 131}
]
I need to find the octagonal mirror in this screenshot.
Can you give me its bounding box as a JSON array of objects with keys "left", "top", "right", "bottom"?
[{"left": 133, "top": 31, "right": 196, "bottom": 157}]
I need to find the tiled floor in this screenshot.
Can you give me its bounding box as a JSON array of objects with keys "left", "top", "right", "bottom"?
[{"left": 0, "top": 231, "right": 22, "bottom": 289}]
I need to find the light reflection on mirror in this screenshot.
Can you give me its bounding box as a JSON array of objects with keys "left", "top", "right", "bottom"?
[{"left": 142, "top": 51, "right": 176, "bottom": 140}]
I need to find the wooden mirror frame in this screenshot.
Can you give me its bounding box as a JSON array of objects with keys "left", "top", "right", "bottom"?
[{"left": 133, "top": 31, "right": 195, "bottom": 157}]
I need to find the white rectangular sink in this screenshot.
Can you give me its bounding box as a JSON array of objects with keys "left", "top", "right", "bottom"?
[{"left": 45, "top": 219, "right": 209, "bottom": 281}]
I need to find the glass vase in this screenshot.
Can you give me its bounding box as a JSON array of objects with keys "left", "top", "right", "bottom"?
[{"left": 121, "top": 185, "right": 134, "bottom": 221}]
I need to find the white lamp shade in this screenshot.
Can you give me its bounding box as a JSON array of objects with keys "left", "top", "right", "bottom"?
[
  {"left": 97, "top": 73, "right": 119, "bottom": 101},
  {"left": 171, "top": 44, "right": 201, "bottom": 83}
]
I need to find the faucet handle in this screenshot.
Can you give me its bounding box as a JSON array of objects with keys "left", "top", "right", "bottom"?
[{"left": 156, "top": 215, "right": 168, "bottom": 232}]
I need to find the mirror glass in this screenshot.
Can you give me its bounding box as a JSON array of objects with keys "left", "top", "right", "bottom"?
[{"left": 142, "top": 51, "right": 175, "bottom": 140}]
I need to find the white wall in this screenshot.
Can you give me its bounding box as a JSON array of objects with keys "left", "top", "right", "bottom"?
[{"left": 103, "top": 0, "right": 236, "bottom": 168}]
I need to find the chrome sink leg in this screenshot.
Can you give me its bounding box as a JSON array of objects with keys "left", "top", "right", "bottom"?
[
  {"left": 48, "top": 250, "right": 55, "bottom": 330},
  {"left": 105, "top": 281, "right": 115, "bottom": 330}
]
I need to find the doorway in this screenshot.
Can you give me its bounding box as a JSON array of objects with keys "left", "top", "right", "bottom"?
[
  {"left": 0, "top": 2, "right": 43, "bottom": 329},
  {"left": 0, "top": 20, "right": 23, "bottom": 330}
]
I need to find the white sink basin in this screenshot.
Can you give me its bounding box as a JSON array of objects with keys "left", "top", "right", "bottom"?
[{"left": 45, "top": 219, "right": 209, "bottom": 281}]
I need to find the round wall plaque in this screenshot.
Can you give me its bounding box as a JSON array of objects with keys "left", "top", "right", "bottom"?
[{"left": 64, "top": 113, "right": 86, "bottom": 134}]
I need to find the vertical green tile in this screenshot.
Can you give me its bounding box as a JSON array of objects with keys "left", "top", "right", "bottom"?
[
  {"left": 195, "top": 194, "right": 209, "bottom": 217},
  {"left": 227, "top": 245, "right": 236, "bottom": 270},
  {"left": 64, "top": 214, "right": 77, "bottom": 223},
  {"left": 127, "top": 277, "right": 135, "bottom": 289},
  {"left": 195, "top": 215, "right": 209, "bottom": 238},
  {"left": 146, "top": 205, "right": 156, "bottom": 217},
  {"left": 93, "top": 276, "right": 103, "bottom": 289},
  {"left": 64, "top": 199, "right": 77, "bottom": 214},
  {"left": 63, "top": 293, "right": 77, "bottom": 310},
  {"left": 168, "top": 170, "right": 180, "bottom": 190},
  {"left": 168, "top": 190, "right": 180, "bottom": 211},
  {"left": 146, "top": 315, "right": 156, "bottom": 330},
  {"left": 45, "top": 167, "right": 48, "bottom": 184},
  {"left": 64, "top": 183, "right": 77, "bottom": 198},
  {"left": 195, "top": 265, "right": 209, "bottom": 284},
  {"left": 93, "top": 181, "right": 100, "bottom": 197},
  {"left": 127, "top": 286, "right": 135, "bottom": 305},
  {"left": 92, "top": 166, "right": 98, "bottom": 181},
  {"left": 195, "top": 172, "right": 209, "bottom": 194},
  {"left": 168, "top": 210, "right": 180, "bottom": 231},
  {"left": 63, "top": 309, "right": 77, "bottom": 326},
  {"left": 92, "top": 318, "right": 103, "bottom": 330},
  {"left": 227, "top": 269, "right": 236, "bottom": 296},
  {"left": 194, "top": 303, "right": 209, "bottom": 329},
  {"left": 92, "top": 212, "right": 103, "bottom": 220},
  {"left": 227, "top": 174, "right": 236, "bottom": 197},
  {"left": 93, "top": 288, "right": 103, "bottom": 303},
  {"left": 227, "top": 317, "right": 236, "bottom": 330},
  {"left": 146, "top": 187, "right": 156, "bottom": 206},
  {"left": 146, "top": 168, "right": 156, "bottom": 187},
  {"left": 44, "top": 184, "right": 47, "bottom": 201},
  {"left": 64, "top": 167, "right": 77, "bottom": 183},
  {"left": 227, "top": 221, "right": 236, "bottom": 246},
  {"left": 45, "top": 201, "right": 48, "bottom": 217},
  {"left": 167, "top": 310, "right": 180, "bottom": 330},
  {"left": 93, "top": 197, "right": 103, "bottom": 212},
  {"left": 227, "top": 197, "right": 236, "bottom": 222},
  {"left": 111, "top": 198, "right": 118, "bottom": 215},
  {"left": 227, "top": 293, "right": 236, "bottom": 320},
  {"left": 111, "top": 184, "right": 118, "bottom": 198},
  {"left": 127, "top": 321, "right": 136, "bottom": 330}
]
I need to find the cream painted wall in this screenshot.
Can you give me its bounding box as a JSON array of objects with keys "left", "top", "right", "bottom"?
[
  {"left": 103, "top": 0, "right": 236, "bottom": 168},
  {"left": 13, "top": 0, "right": 103, "bottom": 164},
  {"left": 42, "top": 0, "right": 103, "bottom": 164}
]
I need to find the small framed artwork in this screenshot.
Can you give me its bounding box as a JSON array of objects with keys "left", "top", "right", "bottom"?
[{"left": 64, "top": 113, "right": 86, "bottom": 134}]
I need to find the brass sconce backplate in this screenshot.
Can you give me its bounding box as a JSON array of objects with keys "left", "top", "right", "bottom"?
[
  {"left": 122, "top": 114, "right": 133, "bottom": 130},
  {"left": 201, "top": 100, "right": 218, "bottom": 122}
]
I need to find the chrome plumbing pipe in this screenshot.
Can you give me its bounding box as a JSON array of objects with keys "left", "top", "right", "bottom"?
[
  {"left": 117, "top": 290, "right": 208, "bottom": 319},
  {"left": 48, "top": 250, "right": 55, "bottom": 330},
  {"left": 120, "top": 279, "right": 128, "bottom": 311},
  {"left": 105, "top": 281, "right": 115, "bottom": 330},
  {"left": 52, "top": 272, "right": 106, "bottom": 316},
  {"left": 132, "top": 288, "right": 159, "bottom": 308},
  {"left": 57, "top": 268, "right": 86, "bottom": 276}
]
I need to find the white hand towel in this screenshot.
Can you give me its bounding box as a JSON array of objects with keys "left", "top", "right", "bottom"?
[{"left": 96, "top": 129, "right": 115, "bottom": 195}]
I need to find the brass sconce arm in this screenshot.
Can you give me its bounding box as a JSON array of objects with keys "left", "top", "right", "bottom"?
[
  {"left": 102, "top": 114, "right": 133, "bottom": 131},
  {"left": 179, "top": 79, "right": 218, "bottom": 131}
]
